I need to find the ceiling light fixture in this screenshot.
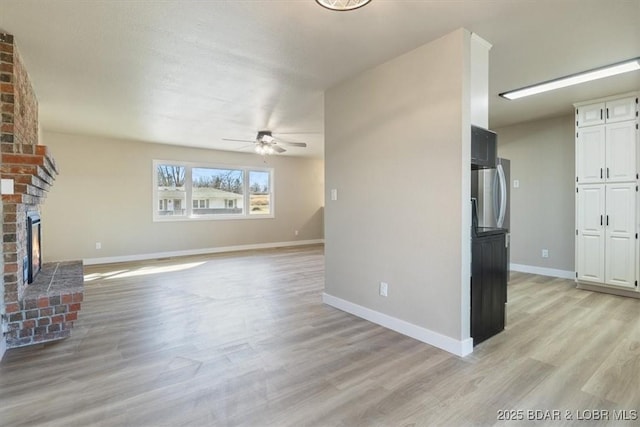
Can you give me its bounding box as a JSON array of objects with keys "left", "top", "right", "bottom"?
[
  {"left": 315, "top": 0, "right": 372, "bottom": 11},
  {"left": 499, "top": 57, "right": 640, "bottom": 100}
]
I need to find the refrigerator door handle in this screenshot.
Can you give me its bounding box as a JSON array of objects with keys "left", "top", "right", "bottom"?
[{"left": 495, "top": 164, "right": 507, "bottom": 228}]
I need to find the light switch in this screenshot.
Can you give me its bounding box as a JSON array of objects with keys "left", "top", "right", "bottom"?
[
  {"left": 330, "top": 189, "right": 338, "bottom": 201},
  {"left": 513, "top": 179, "right": 520, "bottom": 188},
  {"left": 1, "top": 179, "right": 14, "bottom": 195}
]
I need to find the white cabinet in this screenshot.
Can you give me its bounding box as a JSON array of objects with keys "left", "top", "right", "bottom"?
[
  {"left": 576, "top": 121, "right": 636, "bottom": 183},
  {"left": 606, "top": 121, "right": 637, "bottom": 182},
  {"left": 575, "top": 93, "right": 638, "bottom": 294},
  {"left": 576, "top": 184, "right": 605, "bottom": 283},
  {"left": 605, "top": 183, "right": 637, "bottom": 288},
  {"left": 577, "top": 96, "right": 637, "bottom": 127},
  {"left": 576, "top": 183, "right": 637, "bottom": 288}
]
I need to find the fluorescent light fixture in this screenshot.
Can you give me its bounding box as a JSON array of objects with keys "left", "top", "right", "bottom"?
[
  {"left": 499, "top": 57, "right": 640, "bottom": 100},
  {"left": 316, "top": 0, "right": 372, "bottom": 11}
]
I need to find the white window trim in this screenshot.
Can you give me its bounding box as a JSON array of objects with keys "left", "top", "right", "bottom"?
[{"left": 153, "top": 159, "right": 275, "bottom": 222}]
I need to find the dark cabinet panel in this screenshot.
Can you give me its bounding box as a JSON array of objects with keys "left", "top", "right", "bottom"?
[{"left": 471, "top": 232, "right": 507, "bottom": 345}]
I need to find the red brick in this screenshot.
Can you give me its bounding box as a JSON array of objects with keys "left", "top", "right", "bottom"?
[
  {"left": 22, "top": 319, "right": 35, "bottom": 329},
  {"left": 0, "top": 83, "right": 13, "bottom": 93},
  {"left": 65, "top": 312, "right": 78, "bottom": 322},
  {"left": 72, "top": 293, "right": 84, "bottom": 303},
  {"left": 5, "top": 302, "right": 19, "bottom": 313},
  {"left": 2, "top": 194, "right": 22, "bottom": 203},
  {"left": 39, "top": 308, "right": 53, "bottom": 317},
  {"left": 38, "top": 318, "right": 50, "bottom": 326},
  {"left": 51, "top": 315, "right": 64, "bottom": 324},
  {"left": 68, "top": 303, "right": 81, "bottom": 312},
  {"left": 61, "top": 294, "right": 73, "bottom": 304},
  {"left": 0, "top": 43, "right": 13, "bottom": 54},
  {"left": 37, "top": 297, "right": 49, "bottom": 308},
  {"left": 3, "top": 261, "right": 17, "bottom": 273},
  {"left": 3, "top": 153, "right": 44, "bottom": 166}
]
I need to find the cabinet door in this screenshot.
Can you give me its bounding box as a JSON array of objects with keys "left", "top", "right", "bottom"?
[
  {"left": 577, "top": 102, "right": 605, "bottom": 127},
  {"left": 576, "top": 125, "right": 606, "bottom": 183},
  {"left": 471, "top": 233, "right": 507, "bottom": 345},
  {"left": 605, "top": 183, "right": 637, "bottom": 288},
  {"left": 606, "top": 121, "right": 637, "bottom": 182},
  {"left": 605, "top": 97, "right": 637, "bottom": 124},
  {"left": 576, "top": 184, "right": 605, "bottom": 283}
]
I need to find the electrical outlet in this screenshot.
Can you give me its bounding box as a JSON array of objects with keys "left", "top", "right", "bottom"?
[
  {"left": 294, "top": 230, "right": 299, "bottom": 236},
  {"left": 542, "top": 249, "right": 549, "bottom": 258},
  {"left": 513, "top": 179, "right": 520, "bottom": 188},
  {"left": 96, "top": 242, "right": 102, "bottom": 250},
  {"left": 379, "top": 282, "right": 388, "bottom": 297}
]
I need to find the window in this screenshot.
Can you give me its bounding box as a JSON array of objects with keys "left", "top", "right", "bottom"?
[
  {"left": 156, "top": 165, "right": 186, "bottom": 217},
  {"left": 249, "top": 170, "right": 271, "bottom": 215},
  {"left": 153, "top": 161, "right": 274, "bottom": 221}
]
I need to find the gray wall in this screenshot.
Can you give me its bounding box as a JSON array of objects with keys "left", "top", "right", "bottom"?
[
  {"left": 496, "top": 114, "right": 575, "bottom": 273},
  {"left": 40, "top": 131, "right": 325, "bottom": 262},
  {"left": 324, "top": 29, "right": 471, "bottom": 343}
]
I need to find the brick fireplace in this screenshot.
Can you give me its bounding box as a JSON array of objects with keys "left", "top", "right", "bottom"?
[{"left": 1, "top": 33, "right": 83, "bottom": 351}]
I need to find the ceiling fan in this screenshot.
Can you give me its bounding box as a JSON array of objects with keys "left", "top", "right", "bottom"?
[{"left": 222, "top": 131, "right": 308, "bottom": 155}]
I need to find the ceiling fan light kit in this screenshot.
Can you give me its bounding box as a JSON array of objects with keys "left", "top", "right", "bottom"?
[
  {"left": 499, "top": 57, "right": 640, "bottom": 100},
  {"left": 255, "top": 142, "right": 275, "bottom": 156},
  {"left": 315, "top": 0, "right": 372, "bottom": 11},
  {"left": 222, "top": 130, "right": 308, "bottom": 155}
]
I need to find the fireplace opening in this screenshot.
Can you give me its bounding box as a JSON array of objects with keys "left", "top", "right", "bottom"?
[{"left": 27, "top": 212, "right": 41, "bottom": 284}]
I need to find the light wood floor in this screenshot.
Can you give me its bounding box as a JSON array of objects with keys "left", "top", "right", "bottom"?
[{"left": 1, "top": 245, "right": 639, "bottom": 426}]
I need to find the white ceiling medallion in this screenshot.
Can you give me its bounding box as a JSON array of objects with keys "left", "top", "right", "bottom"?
[{"left": 315, "top": 0, "right": 372, "bottom": 11}]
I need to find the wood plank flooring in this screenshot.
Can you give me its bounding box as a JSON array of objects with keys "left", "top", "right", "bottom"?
[{"left": 1, "top": 245, "right": 639, "bottom": 426}]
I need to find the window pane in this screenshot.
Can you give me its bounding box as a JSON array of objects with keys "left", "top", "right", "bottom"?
[
  {"left": 249, "top": 170, "right": 271, "bottom": 215},
  {"left": 192, "top": 167, "right": 244, "bottom": 215},
  {"left": 156, "top": 165, "right": 186, "bottom": 216}
]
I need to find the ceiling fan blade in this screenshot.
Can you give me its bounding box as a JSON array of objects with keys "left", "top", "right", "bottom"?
[
  {"left": 272, "top": 145, "right": 286, "bottom": 153},
  {"left": 222, "top": 138, "right": 255, "bottom": 143},
  {"left": 277, "top": 141, "right": 307, "bottom": 147}
]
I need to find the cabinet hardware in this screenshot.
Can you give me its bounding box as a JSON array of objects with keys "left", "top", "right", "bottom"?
[
  {"left": 606, "top": 215, "right": 609, "bottom": 226},
  {"left": 606, "top": 108, "right": 609, "bottom": 119},
  {"left": 600, "top": 168, "right": 603, "bottom": 179},
  {"left": 600, "top": 109, "right": 603, "bottom": 120},
  {"left": 606, "top": 168, "right": 609, "bottom": 179},
  {"left": 600, "top": 215, "right": 603, "bottom": 226}
]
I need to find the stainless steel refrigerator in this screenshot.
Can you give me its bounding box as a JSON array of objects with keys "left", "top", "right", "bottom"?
[{"left": 471, "top": 158, "right": 510, "bottom": 231}]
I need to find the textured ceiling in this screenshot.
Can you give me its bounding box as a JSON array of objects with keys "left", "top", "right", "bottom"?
[{"left": 0, "top": 0, "right": 638, "bottom": 158}]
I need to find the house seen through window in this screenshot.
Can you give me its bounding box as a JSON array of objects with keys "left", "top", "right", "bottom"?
[{"left": 154, "top": 161, "right": 273, "bottom": 220}]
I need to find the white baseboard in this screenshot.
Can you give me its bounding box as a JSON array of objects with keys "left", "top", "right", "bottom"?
[
  {"left": 84, "top": 239, "right": 324, "bottom": 265},
  {"left": 510, "top": 263, "right": 574, "bottom": 280},
  {"left": 322, "top": 293, "right": 473, "bottom": 357}
]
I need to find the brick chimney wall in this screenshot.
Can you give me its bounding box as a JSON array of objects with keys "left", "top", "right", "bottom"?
[{"left": 1, "top": 33, "right": 63, "bottom": 348}]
